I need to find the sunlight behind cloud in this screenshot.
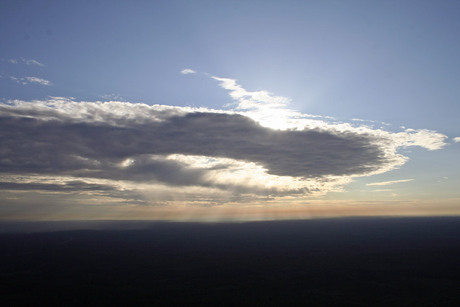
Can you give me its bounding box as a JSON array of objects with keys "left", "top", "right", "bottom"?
[{"left": 0, "top": 74, "right": 451, "bottom": 220}]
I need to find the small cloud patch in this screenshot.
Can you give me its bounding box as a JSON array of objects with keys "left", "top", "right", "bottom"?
[{"left": 181, "top": 68, "right": 196, "bottom": 75}]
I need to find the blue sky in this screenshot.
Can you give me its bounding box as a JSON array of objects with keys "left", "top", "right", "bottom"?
[{"left": 1, "top": 0, "right": 459, "bottom": 220}]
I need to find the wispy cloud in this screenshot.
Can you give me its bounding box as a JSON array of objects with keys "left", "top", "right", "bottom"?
[
  {"left": 212, "top": 76, "right": 290, "bottom": 110},
  {"left": 23, "top": 59, "right": 44, "bottom": 66},
  {"left": 351, "top": 118, "right": 391, "bottom": 126},
  {"left": 181, "top": 68, "right": 196, "bottom": 75},
  {"left": 24, "top": 76, "right": 52, "bottom": 86},
  {"left": 99, "top": 94, "right": 124, "bottom": 101},
  {"left": 453, "top": 137, "right": 460, "bottom": 143},
  {"left": 366, "top": 179, "right": 414, "bottom": 186},
  {"left": 10, "top": 76, "right": 52, "bottom": 86},
  {"left": 212, "top": 76, "right": 333, "bottom": 130},
  {"left": 3, "top": 58, "right": 44, "bottom": 66}
]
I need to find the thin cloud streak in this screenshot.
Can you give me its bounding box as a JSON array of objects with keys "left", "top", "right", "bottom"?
[
  {"left": 367, "top": 179, "right": 414, "bottom": 186},
  {"left": 3, "top": 58, "right": 44, "bottom": 66}
]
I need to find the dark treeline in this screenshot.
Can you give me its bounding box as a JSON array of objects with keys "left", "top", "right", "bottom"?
[{"left": 1, "top": 217, "right": 459, "bottom": 306}]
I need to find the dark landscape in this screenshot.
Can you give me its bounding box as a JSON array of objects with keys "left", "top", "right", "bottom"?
[{"left": 1, "top": 217, "right": 459, "bottom": 306}]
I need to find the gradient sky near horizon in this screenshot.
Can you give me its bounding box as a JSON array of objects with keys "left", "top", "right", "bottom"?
[{"left": 1, "top": 0, "right": 460, "bottom": 221}]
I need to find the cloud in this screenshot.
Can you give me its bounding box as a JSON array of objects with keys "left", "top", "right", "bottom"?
[
  {"left": 23, "top": 59, "right": 44, "bottom": 66},
  {"left": 10, "top": 76, "right": 52, "bottom": 86},
  {"left": 212, "top": 77, "right": 447, "bottom": 150},
  {"left": 351, "top": 118, "right": 391, "bottom": 126},
  {"left": 393, "top": 129, "right": 447, "bottom": 151},
  {"left": 0, "top": 180, "right": 115, "bottom": 193},
  {"left": 24, "top": 76, "right": 52, "bottom": 86},
  {"left": 99, "top": 93, "right": 124, "bottom": 101},
  {"left": 366, "top": 179, "right": 414, "bottom": 186},
  {"left": 0, "top": 76, "right": 448, "bottom": 207},
  {"left": 212, "top": 76, "right": 313, "bottom": 130},
  {"left": 454, "top": 137, "right": 460, "bottom": 143},
  {"left": 181, "top": 68, "right": 196, "bottom": 74},
  {"left": 212, "top": 75, "right": 290, "bottom": 113},
  {"left": 2, "top": 58, "right": 44, "bottom": 66},
  {"left": 0, "top": 102, "right": 391, "bottom": 179}
]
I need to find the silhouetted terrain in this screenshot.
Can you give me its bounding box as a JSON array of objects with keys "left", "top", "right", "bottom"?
[{"left": 1, "top": 217, "right": 459, "bottom": 306}]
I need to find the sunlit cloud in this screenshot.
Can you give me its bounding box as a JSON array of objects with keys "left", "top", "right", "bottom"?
[
  {"left": 454, "top": 137, "right": 460, "bottom": 143},
  {"left": 367, "top": 179, "right": 414, "bottom": 186},
  {"left": 212, "top": 75, "right": 299, "bottom": 130},
  {"left": 181, "top": 68, "right": 196, "bottom": 74},
  {"left": 393, "top": 129, "right": 447, "bottom": 151}
]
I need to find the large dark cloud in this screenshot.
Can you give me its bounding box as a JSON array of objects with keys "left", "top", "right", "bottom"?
[{"left": 0, "top": 111, "right": 390, "bottom": 185}]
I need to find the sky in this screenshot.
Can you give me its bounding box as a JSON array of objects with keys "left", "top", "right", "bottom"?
[{"left": 1, "top": 0, "right": 460, "bottom": 221}]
